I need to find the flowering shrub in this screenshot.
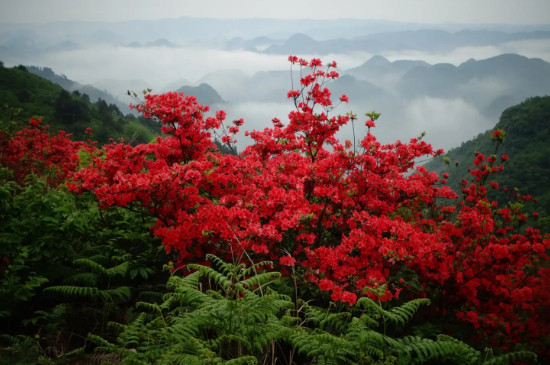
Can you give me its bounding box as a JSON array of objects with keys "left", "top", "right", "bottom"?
[
  {"left": 0, "top": 118, "right": 89, "bottom": 186},
  {"left": 64, "top": 57, "right": 549, "bottom": 351}
]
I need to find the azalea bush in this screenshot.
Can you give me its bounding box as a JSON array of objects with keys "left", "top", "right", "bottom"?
[
  {"left": 1, "top": 56, "right": 549, "bottom": 360},
  {"left": 66, "top": 56, "right": 550, "bottom": 355},
  {"left": 0, "top": 117, "right": 89, "bottom": 186}
]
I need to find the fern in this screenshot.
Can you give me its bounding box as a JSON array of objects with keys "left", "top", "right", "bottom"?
[
  {"left": 188, "top": 254, "right": 279, "bottom": 298},
  {"left": 302, "top": 302, "right": 352, "bottom": 334},
  {"left": 186, "top": 263, "right": 233, "bottom": 291},
  {"left": 105, "top": 260, "right": 131, "bottom": 278},
  {"left": 73, "top": 257, "right": 109, "bottom": 276},
  {"left": 98, "top": 286, "right": 132, "bottom": 302},
  {"left": 483, "top": 350, "right": 537, "bottom": 364},
  {"left": 224, "top": 356, "right": 257, "bottom": 365},
  {"left": 69, "top": 272, "right": 98, "bottom": 286},
  {"left": 85, "top": 256, "right": 537, "bottom": 365},
  {"left": 239, "top": 271, "right": 281, "bottom": 292},
  {"left": 356, "top": 297, "right": 431, "bottom": 327},
  {"left": 44, "top": 285, "right": 99, "bottom": 298}
]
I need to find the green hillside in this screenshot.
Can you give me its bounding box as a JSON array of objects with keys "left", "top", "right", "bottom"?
[
  {"left": 426, "top": 95, "right": 550, "bottom": 231},
  {"left": 25, "top": 65, "right": 132, "bottom": 114},
  {"left": 0, "top": 63, "right": 160, "bottom": 145}
]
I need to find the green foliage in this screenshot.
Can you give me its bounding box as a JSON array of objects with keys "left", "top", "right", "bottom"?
[
  {"left": 0, "top": 169, "right": 169, "bottom": 362},
  {"left": 44, "top": 257, "right": 133, "bottom": 303},
  {"left": 0, "top": 334, "right": 44, "bottom": 365},
  {"left": 87, "top": 256, "right": 534, "bottom": 364},
  {"left": 426, "top": 96, "right": 550, "bottom": 231},
  {"left": 355, "top": 297, "right": 431, "bottom": 327},
  {"left": 1, "top": 76, "right": 544, "bottom": 364},
  {"left": 0, "top": 174, "right": 84, "bottom": 319},
  {"left": 187, "top": 254, "right": 281, "bottom": 299},
  {"left": 88, "top": 255, "right": 292, "bottom": 363},
  {"left": 0, "top": 65, "right": 159, "bottom": 144}
]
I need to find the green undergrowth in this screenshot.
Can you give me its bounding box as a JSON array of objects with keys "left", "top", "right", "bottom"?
[{"left": 82, "top": 255, "right": 536, "bottom": 365}]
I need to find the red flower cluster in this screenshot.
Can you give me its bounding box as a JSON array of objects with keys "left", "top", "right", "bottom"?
[
  {"left": 0, "top": 118, "right": 87, "bottom": 186},
  {"left": 64, "top": 57, "right": 550, "bottom": 350}
]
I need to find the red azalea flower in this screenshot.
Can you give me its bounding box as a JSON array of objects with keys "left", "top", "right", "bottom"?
[{"left": 279, "top": 255, "right": 296, "bottom": 266}]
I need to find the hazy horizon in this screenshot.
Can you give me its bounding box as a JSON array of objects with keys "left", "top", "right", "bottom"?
[
  {"left": 2, "top": 0, "right": 550, "bottom": 24},
  {"left": 1, "top": 1, "right": 550, "bottom": 152}
]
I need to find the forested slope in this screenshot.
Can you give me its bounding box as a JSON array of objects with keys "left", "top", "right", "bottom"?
[
  {"left": 427, "top": 95, "right": 550, "bottom": 231},
  {"left": 0, "top": 63, "right": 159, "bottom": 145}
]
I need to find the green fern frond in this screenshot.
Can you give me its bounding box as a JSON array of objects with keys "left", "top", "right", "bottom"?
[
  {"left": 111, "top": 253, "right": 132, "bottom": 262},
  {"left": 69, "top": 272, "right": 98, "bottom": 286},
  {"left": 73, "top": 258, "right": 108, "bottom": 276},
  {"left": 387, "top": 298, "right": 430, "bottom": 325},
  {"left": 312, "top": 355, "right": 343, "bottom": 365},
  {"left": 187, "top": 263, "right": 232, "bottom": 290},
  {"left": 105, "top": 260, "right": 131, "bottom": 278},
  {"left": 157, "top": 354, "right": 207, "bottom": 365},
  {"left": 224, "top": 356, "right": 258, "bottom": 365},
  {"left": 205, "top": 253, "right": 235, "bottom": 277},
  {"left": 84, "top": 254, "right": 109, "bottom": 264},
  {"left": 483, "top": 350, "right": 537, "bottom": 365},
  {"left": 119, "top": 314, "right": 150, "bottom": 349},
  {"left": 241, "top": 260, "right": 274, "bottom": 276},
  {"left": 82, "top": 255, "right": 533, "bottom": 365},
  {"left": 303, "top": 304, "right": 352, "bottom": 334},
  {"left": 167, "top": 271, "right": 201, "bottom": 292},
  {"left": 206, "top": 289, "right": 225, "bottom": 299},
  {"left": 107, "top": 321, "right": 126, "bottom": 331},
  {"left": 239, "top": 272, "right": 281, "bottom": 291},
  {"left": 356, "top": 297, "right": 430, "bottom": 326},
  {"left": 211, "top": 333, "right": 252, "bottom": 351},
  {"left": 87, "top": 332, "right": 115, "bottom": 349},
  {"left": 135, "top": 301, "right": 162, "bottom": 315},
  {"left": 434, "top": 334, "right": 481, "bottom": 364},
  {"left": 99, "top": 286, "right": 132, "bottom": 302},
  {"left": 44, "top": 285, "right": 99, "bottom": 298},
  {"left": 363, "top": 328, "right": 401, "bottom": 350},
  {"left": 358, "top": 313, "right": 380, "bottom": 328},
  {"left": 395, "top": 336, "right": 496, "bottom": 365},
  {"left": 290, "top": 329, "right": 355, "bottom": 362}
]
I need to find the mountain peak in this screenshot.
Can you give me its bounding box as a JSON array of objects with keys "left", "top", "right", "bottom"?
[
  {"left": 176, "top": 83, "right": 224, "bottom": 105},
  {"left": 367, "top": 55, "right": 391, "bottom": 66},
  {"left": 287, "top": 33, "right": 316, "bottom": 43}
]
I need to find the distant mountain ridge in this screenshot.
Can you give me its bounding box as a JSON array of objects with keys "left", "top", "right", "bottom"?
[
  {"left": 2, "top": 20, "right": 549, "bottom": 64},
  {"left": 25, "top": 66, "right": 132, "bottom": 114},
  {"left": 176, "top": 83, "right": 225, "bottom": 106},
  {"left": 253, "top": 30, "right": 550, "bottom": 55},
  {"left": 4, "top": 18, "right": 548, "bottom": 50},
  {"left": 7, "top": 51, "right": 550, "bottom": 151},
  {"left": 0, "top": 64, "right": 159, "bottom": 144},
  {"left": 23, "top": 66, "right": 226, "bottom": 114},
  {"left": 397, "top": 54, "right": 550, "bottom": 118},
  {"left": 340, "top": 54, "right": 550, "bottom": 123}
]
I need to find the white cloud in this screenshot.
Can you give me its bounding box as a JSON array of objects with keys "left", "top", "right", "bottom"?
[
  {"left": 33, "top": 45, "right": 288, "bottom": 88},
  {"left": 402, "top": 97, "right": 494, "bottom": 150},
  {"left": 2, "top": 0, "right": 550, "bottom": 24},
  {"left": 383, "top": 39, "right": 550, "bottom": 66}
]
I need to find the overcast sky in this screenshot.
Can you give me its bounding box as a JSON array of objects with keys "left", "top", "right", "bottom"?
[{"left": 1, "top": 0, "right": 549, "bottom": 24}]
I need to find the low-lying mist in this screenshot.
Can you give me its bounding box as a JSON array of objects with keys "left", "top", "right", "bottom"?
[{"left": 3, "top": 37, "right": 549, "bottom": 151}]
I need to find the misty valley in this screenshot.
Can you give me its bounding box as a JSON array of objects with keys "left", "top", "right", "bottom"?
[{"left": 1, "top": 15, "right": 550, "bottom": 365}]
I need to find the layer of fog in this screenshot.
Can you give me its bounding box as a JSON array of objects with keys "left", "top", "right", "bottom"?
[
  {"left": 10, "top": 38, "right": 549, "bottom": 89},
  {"left": 3, "top": 37, "right": 547, "bottom": 151},
  {"left": 214, "top": 97, "right": 492, "bottom": 153},
  {"left": 384, "top": 38, "right": 550, "bottom": 66}
]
